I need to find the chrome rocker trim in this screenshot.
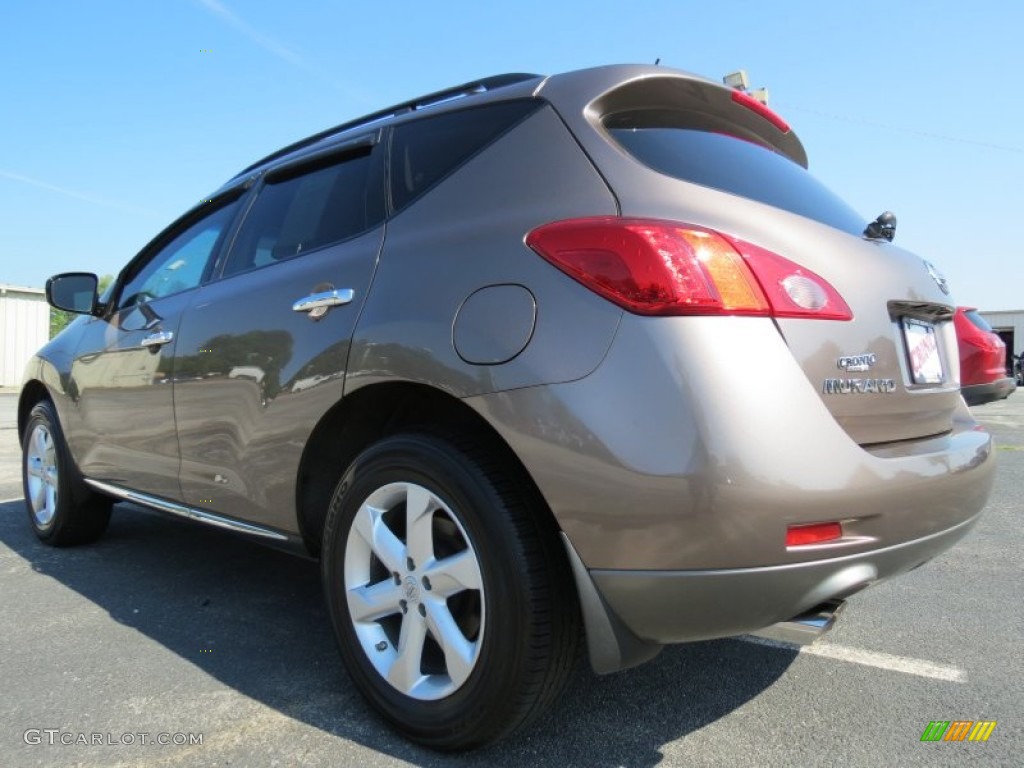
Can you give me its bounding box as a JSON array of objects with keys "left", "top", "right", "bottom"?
[{"left": 84, "top": 478, "right": 289, "bottom": 541}]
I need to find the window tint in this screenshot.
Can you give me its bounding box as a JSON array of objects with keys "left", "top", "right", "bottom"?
[
  {"left": 119, "top": 200, "right": 241, "bottom": 309},
  {"left": 608, "top": 120, "right": 866, "bottom": 235},
  {"left": 221, "top": 150, "right": 375, "bottom": 278},
  {"left": 390, "top": 100, "right": 541, "bottom": 213},
  {"left": 965, "top": 310, "right": 993, "bottom": 332}
]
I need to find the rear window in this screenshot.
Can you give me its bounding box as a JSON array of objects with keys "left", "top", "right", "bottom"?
[
  {"left": 965, "top": 310, "right": 993, "bottom": 332},
  {"left": 606, "top": 115, "right": 866, "bottom": 235}
]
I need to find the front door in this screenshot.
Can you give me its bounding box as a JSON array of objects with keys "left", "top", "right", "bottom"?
[{"left": 69, "top": 196, "right": 244, "bottom": 499}]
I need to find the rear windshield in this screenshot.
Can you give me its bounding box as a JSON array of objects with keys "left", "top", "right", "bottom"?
[
  {"left": 607, "top": 117, "right": 866, "bottom": 235},
  {"left": 965, "top": 309, "right": 993, "bottom": 332}
]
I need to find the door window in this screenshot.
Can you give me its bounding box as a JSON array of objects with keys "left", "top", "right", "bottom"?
[
  {"left": 119, "top": 200, "right": 241, "bottom": 310},
  {"left": 220, "top": 150, "right": 377, "bottom": 279}
]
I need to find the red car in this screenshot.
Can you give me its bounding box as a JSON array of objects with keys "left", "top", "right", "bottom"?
[{"left": 955, "top": 307, "right": 1016, "bottom": 405}]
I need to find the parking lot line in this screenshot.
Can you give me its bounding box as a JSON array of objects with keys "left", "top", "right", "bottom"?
[
  {"left": 738, "top": 636, "right": 966, "bottom": 682},
  {"left": 0, "top": 497, "right": 24, "bottom": 504}
]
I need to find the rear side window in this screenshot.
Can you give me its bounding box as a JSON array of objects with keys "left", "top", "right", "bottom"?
[
  {"left": 389, "top": 100, "right": 541, "bottom": 213},
  {"left": 221, "top": 150, "right": 378, "bottom": 278},
  {"left": 606, "top": 114, "right": 866, "bottom": 235}
]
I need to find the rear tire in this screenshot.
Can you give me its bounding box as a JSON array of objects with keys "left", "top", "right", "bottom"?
[
  {"left": 22, "top": 400, "right": 112, "bottom": 546},
  {"left": 321, "top": 433, "right": 579, "bottom": 750}
]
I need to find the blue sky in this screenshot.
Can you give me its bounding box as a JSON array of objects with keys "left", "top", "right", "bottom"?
[{"left": 2, "top": 0, "right": 1021, "bottom": 309}]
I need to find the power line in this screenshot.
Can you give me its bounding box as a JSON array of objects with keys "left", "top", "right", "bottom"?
[{"left": 775, "top": 102, "right": 1024, "bottom": 155}]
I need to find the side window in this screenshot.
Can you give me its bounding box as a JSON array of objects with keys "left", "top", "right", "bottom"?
[
  {"left": 119, "top": 200, "right": 240, "bottom": 309},
  {"left": 389, "top": 100, "right": 542, "bottom": 213},
  {"left": 221, "top": 150, "right": 375, "bottom": 278}
]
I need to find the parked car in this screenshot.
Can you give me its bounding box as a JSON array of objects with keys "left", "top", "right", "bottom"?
[
  {"left": 954, "top": 306, "right": 1016, "bottom": 405},
  {"left": 20, "top": 64, "right": 995, "bottom": 750}
]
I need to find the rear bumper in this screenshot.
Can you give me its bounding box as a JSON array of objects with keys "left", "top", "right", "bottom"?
[
  {"left": 962, "top": 377, "right": 1015, "bottom": 406},
  {"left": 470, "top": 313, "right": 997, "bottom": 673},
  {"left": 470, "top": 314, "right": 996, "bottom": 572},
  {"left": 592, "top": 512, "right": 979, "bottom": 645}
]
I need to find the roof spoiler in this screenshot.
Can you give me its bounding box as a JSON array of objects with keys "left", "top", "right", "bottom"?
[{"left": 558, "top": 67, "right": 809, "bottom": 168}]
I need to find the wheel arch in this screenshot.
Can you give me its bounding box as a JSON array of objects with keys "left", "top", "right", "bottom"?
[
  {"left": 18, "top": 380, "right": 51, "bottom": 441},
  {"left": 295, "top": 380, "right": 562, "bottom": 558}
]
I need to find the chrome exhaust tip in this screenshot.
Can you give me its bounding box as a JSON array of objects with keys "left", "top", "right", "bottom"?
[{"left": 750, "top": 599, "right": 846, "bottom": 646}]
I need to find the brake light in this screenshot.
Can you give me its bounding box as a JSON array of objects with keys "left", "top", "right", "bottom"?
[
  {"left": 786, "top": 522, "right": 843, "bottom": 547},
  {"left": 731, "top": 89, "right": 790, "bottom": 133},
  {"left": 525, "top": 217, "right": 852, "bottom": 320}
]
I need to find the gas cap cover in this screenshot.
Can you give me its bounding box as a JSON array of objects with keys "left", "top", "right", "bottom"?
[{"left": 453, "top": 284, "right": 536, "bottom": 365}]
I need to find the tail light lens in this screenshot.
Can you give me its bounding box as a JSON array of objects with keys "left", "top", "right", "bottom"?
[
  {"left": 786, "top": 522, "right": 843, "bottom": 547},
  {"left": 525, "top": 217, "right": 852, "bottom": 320}
]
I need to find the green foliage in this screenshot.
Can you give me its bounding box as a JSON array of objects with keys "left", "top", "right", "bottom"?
[
  {"left": 49, "top": 308, "right": 75, "bottom": 339},
  {"left": 49, "top": 274, "right": 115, "bottom": 339}
]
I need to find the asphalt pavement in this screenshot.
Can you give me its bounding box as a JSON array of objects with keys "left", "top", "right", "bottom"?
[{"left": 0, "top": 391, "right": 1021, "bottom": 767}]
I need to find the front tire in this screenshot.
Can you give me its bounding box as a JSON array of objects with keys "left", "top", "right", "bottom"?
[
  {"left": 321, "top": 433, "right": 579, "bottom": 750},
  {"left": 22, "top": 400, "right": 112, "bottom": 546}
]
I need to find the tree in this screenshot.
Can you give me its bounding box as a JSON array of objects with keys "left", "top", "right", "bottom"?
[{"left": 49, "top": 274, "right": 115, "bottom": 339}]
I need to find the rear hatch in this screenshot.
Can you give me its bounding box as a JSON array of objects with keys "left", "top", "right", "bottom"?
[{"left": 538, "top": 66, "right": 960, "bottom": 445}]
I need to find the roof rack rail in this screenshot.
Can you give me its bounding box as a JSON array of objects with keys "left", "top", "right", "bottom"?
[{"left": 234, "top": 72, "right": 543, "bottom": 178}]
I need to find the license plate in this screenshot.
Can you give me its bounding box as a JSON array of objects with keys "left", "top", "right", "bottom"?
[{"left": 902, "top": 318, "right": 944, "bottom": 384}]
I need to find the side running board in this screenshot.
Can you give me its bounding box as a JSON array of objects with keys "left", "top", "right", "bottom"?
[{"left": 84, "top": 478, "right": 289, "bottom": 541}]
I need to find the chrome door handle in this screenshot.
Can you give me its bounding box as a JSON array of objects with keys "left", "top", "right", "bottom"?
[
  {"left": 292, "top": 289, "right": 355, "bottom": 313},
  {"left": 140, "top": 331, "right": 174, "bottom": 349}
]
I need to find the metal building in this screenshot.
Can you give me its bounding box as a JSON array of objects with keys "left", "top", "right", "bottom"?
[
  {"left": 0, "top": 284, "right": 50, "bottom": 387},
  {"left": 979, "top": 309, "right": 1024, "bottom": 372}
]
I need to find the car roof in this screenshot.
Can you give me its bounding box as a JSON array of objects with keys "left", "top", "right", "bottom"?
[{"left": 217, "top": 63, "right": 808, "bottom": 194}]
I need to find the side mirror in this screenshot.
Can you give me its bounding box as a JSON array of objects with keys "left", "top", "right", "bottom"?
[{"left": 46, "top": 272, "right": 99, "bottom": 314}]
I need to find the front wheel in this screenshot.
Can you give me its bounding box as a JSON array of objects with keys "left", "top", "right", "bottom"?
[
  {"left": 321, "top": 433, "right": 579, "bottom": 750},
  {"left": 22, "top": 400, "right": 112, "bottom": 546}
]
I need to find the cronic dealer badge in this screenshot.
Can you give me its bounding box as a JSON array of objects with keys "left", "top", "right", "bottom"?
[{"left": 837, "top": 353, "right": 877, "bottom": 372}]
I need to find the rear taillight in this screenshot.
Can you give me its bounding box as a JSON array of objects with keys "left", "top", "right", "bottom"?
[{"left": 525, "top": 217, "right": 852, "bottom": 320}]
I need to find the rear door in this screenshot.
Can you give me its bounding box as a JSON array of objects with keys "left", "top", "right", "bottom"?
[{"left": 172, "top": 136, "right": 385, "bottom": 532}]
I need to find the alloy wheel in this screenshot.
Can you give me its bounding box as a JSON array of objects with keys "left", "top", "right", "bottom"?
[
  {"left": 25, "top": 424, "right": 58, "bottom": 527},
  {"left": 343, "top": 481, "right": 485, "bottom": 700}
]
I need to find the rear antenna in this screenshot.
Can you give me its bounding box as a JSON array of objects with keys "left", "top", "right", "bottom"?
[{"left": 654, "top": 58, "right": 661, "bottom": 65}]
